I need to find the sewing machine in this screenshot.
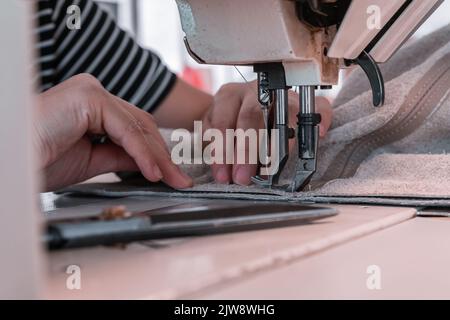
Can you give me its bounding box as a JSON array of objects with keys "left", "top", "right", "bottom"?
[
  {"left": 175, "top": 0, "right": 443, "bottom": 191},
  {"left": 2, "top": 0, "right": 450, "bottom": 299}
]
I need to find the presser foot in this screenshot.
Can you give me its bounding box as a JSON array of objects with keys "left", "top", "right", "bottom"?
[
  {"left": 251, "top": 175, "right": 274, "bottom": 188},
  {"left": 251, "top": 158, "right": 316, "bottom": 192},
  {"left": 286, "top": 158, "right": 317, "bottom": 192},
  {"left": 250, "top": 176, "right": 288, "bottom": 191},
  {"left": 251, "top": 154, "right": 288, "bottom": 189}
]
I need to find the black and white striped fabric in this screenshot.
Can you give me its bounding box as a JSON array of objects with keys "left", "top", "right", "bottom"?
[{"left": 35, "top": 0, "right": 177, "bottom": 113}]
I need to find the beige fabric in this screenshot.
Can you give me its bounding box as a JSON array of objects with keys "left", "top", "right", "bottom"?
[
  {"left": 62, "top": 24, "right": 450, "bottom": 206},
  {"left": 334, "top": 23, "right": 450, "bottom": 108}
]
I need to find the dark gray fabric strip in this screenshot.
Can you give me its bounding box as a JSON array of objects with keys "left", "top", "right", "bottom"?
[{"left": 59, "top": 182, "right": 450, "bottom": 207}]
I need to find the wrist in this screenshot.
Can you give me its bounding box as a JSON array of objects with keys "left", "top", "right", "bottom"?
[{"left": 153, "top": 77, "right": 213, "bottom": 130}]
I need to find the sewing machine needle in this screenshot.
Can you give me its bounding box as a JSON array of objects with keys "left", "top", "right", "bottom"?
[{"left": 262, "top": 106, "right": 270, "bottom": 166}]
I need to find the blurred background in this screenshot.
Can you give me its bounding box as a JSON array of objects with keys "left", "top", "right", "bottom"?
[{"left": 96, "top": 0, "right": 450, "bottom": 98}]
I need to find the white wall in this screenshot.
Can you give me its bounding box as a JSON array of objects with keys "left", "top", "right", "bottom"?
[
  {"left": 137, "top": 0, "right": 254, "bottom": 94},
  {"left": 0, "top": 0, "right": 42, "bottom": 299},
  {"left": 414, "top": 0, "right": 450, "bottom": 38}
]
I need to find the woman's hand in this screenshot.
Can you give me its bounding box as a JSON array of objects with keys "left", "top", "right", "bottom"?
[
  {"left": 34, "top": 74, "right": 193, "bottom": 191},
  {"left": 202, "top": 81, "right": 333, "bottom": 186}
]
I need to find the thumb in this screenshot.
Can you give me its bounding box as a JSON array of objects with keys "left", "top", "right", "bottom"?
[{"left": 84, "top": 143, "right": 139, "bottom": 178}]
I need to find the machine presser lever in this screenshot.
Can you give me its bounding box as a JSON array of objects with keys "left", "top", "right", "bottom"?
[{"left": 346, "top": 50, "right": 385, "bottom": 108}]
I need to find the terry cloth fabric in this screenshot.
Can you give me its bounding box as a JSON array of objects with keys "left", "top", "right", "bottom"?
[{"left": 60, "top": 24, "right": 450, "bottom": 207}]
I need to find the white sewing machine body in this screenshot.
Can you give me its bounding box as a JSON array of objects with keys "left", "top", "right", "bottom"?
[
  {"left": 175, "top": 0, "right": 444, "bottom": 192},
  {"left": 176, "top": 0, "right": 443, "bottom": 84}
]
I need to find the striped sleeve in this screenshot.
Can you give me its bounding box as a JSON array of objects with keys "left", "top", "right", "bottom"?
[{"left": 35, "top": 0, "right": 177, "bottom": 113}]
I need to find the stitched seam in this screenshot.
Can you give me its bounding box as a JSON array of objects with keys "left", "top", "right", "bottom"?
[
  {"left": 343, "top": 68, "right": 450, "bottom": 175},
  {"left": 320, "top": 65, "right": 443, "bottom": 181},
  {"left": 316, "top": 53, "right": 450, "bottom": 187}
]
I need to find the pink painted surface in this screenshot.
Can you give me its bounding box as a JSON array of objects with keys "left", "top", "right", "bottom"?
[
  {"left": 193, "top": 217, "right": 450, "bottom": 299},
  {"left": 46, "top": 204, "right": 414, "bottom": 299}
]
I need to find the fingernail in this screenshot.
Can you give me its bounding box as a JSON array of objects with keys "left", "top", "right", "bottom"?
[
  {"left": 178, "top": 167, "right": 193, "bottom": 186},
  {"left": 215, "top": 167, "right": 230, "bottom": 184},
  {"left": 319, "top": 124, "right": 325, "bottom": 138},
  {"left": 234, "top": 167, "right": 251, "bottom": 186},
  {"left": 153, "top": 165, "right": 163, "bottom": 180}
]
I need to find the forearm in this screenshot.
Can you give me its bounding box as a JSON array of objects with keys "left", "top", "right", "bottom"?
[{"left": 153, "top": 77, "right": 213, "bottom": 131}]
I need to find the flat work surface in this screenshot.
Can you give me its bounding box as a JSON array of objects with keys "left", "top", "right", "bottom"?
[
  {"left": 44, "top": 194, "right": 415, "bottom": 299},
  {"left": 192, "top": 217, "right": 450, "bottom": 299}
]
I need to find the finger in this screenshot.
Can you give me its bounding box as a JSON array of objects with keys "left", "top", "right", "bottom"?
[
  {"left": 113, "top": 95, "right": 170, "bottom": 152},
  {"left": 113, "top": 97, "right": 194, "bottom": 188},
  {"left": 316, "top": 96, "right": 333, "bottom": 137},
  {"left": 143, "top": 132, "right": 194, "bottom": 189},
  {"left": 207, "top": 84, "right": 243, "bottom": 184},
  {"left": 42, "top": 139, "right": 139, "bottom": 191},
  {"left": 85, "top": 143, "right": 139, "bottom": 178},
  {"left": 120, "top": 105, "right": 193, "bottom": 189},
  {"left": 94, "top": 93, "right": 193, "bottom": 189},
  {"left": 202, "top": 116, "right": 232, "bottom": 184},
  {"left": 232, "top": 95, "right": 264, "bottom": 186}
]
